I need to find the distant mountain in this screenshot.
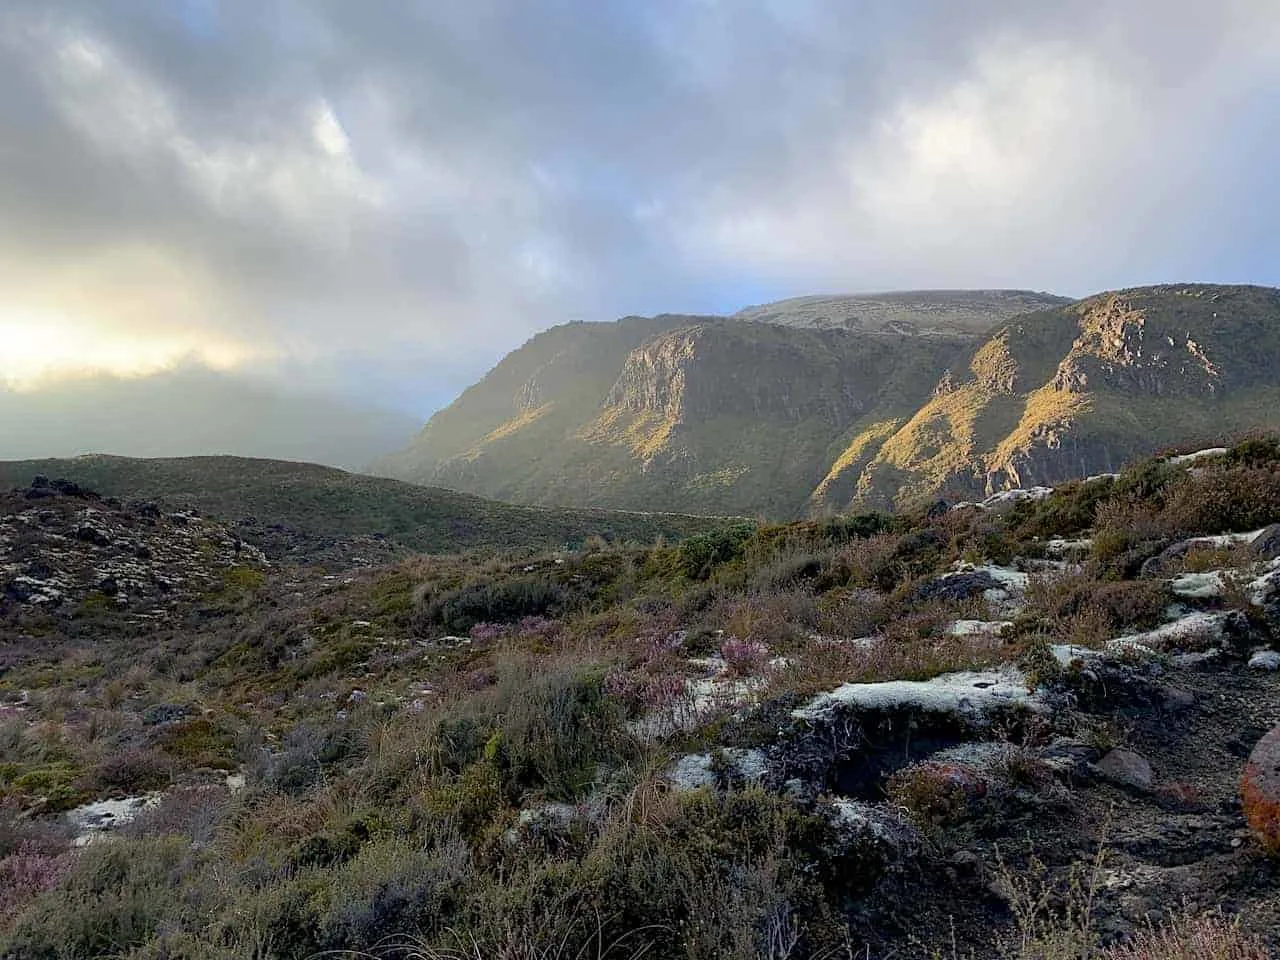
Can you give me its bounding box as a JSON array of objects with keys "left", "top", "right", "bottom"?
[
  {"left": 378, "top": 285, "right": 1280, "bottom": 517},
  {"left": 734, "top": 289, "right": 1069, "bottom": 334},
  {"left": 0, "top": 367, "right": 419, "bottom": 471},
  {"left": 0, "top": 455, "right": 732, "bottom": 564}
]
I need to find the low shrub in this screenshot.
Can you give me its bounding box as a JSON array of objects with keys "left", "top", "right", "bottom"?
[
  {"left": 1102, "top": 913, "right": 1270, "bottom": 960},
  {"left": 3, "top": 837, "right": 189, "bottom": 959},
  {"left": 422, "top": 578, "right": 569, "bottom": 634},
  {"left": 676, "top": 523, "right": 756, "bottom": 580}
]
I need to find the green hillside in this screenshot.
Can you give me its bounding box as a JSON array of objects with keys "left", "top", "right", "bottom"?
[{"left": 0, "top": 455, "right": 734, "bottom": 560}]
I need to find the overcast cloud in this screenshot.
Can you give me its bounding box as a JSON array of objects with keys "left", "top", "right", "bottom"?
[{"left": 2, "top": 1, "right": 1278, "bottom": 416}]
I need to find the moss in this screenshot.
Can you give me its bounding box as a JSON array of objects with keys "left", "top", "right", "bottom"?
[
  {"left": 154, "top": 718, "right": 238, "bottom": 770},
  {"left": 221, "top": 565, "right": 267, "bottom": 593},
  {"left": 7, "top": 762, "right": 86, "bottom": 811}
]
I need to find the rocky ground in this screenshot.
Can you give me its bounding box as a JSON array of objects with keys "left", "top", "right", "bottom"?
[
  {"left": 0, "top": 475, "right": 266, "bottom": 620},
  {"left": 658, "top": 515, "right": 1280, "bottom": 955}
]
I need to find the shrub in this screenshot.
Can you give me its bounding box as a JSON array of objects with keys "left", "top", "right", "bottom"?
[
  {"left": 81, "top": 747, "right": 174, "bottom": 796},
  {"left": 1029, "top": 574, "right": 1169, "bottom": 644},
  {"left": 1008, "top": 476, "right": 1117, "bottom": 539},
  {"left": 747, "top": 552, "right": 825, "bottom": 592},
  {"left": 2, "top": 837, "right": 189, "bottom": 958},
  {"left": 719, "top": 638, "right": 769, "bottom": 676},
  {"left": 152, "top": 717, "right": 238, "bottom": 770},
  {"left": 1157, "top": 467, "right": 1280, "bottom": 537},
  {"left": 887, "top": 761, "right": 987, "bottom": 829},
  {"left": 1102, "top": 913, "right": 1269, "bottom": 959},
  {"left": 676, "top": 523, "right": 755, "bottom": 580},
  {"left": 0, "top": 847, "right": 76, "bottom": 923},
  {"left": 488, "top": 663, "right": 627, "bottom": 802},
  {"left": 314, "top": 836, "right": 471, "bottom": 951},
  {"left": 425, "top": 578, "right": 569, "bottom": 634},
  {"left": 1221, "top": 434, "right": 1280, "bottom": 469}
]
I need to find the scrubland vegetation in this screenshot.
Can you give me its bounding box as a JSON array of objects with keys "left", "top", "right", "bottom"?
[{"left": 3, "top": 437, "right": 1280, "bottom": 957}]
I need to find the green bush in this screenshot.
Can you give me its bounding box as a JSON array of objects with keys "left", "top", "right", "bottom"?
[
  {"left": 677, "top": 523, "right": 756, "bottom": 579},
  {"left": 3, "top": 837, "right": 189, "bottom": 959},
  {"left": 424, "top": 578, "right": 569, "bottom": 633}
]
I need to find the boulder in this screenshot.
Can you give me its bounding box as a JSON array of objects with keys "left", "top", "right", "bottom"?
[
  {"left": 1241, "top": 725, "right": 1280, "bottom": 854},
  {"left": 142, "top": 703, "right": 192, "bottom": 726},
  {"left": 1139, "top": 541, "right": 1194, "bottom": 579},
  {"left": 1250, "top": 525, "right": 1280, "bottom": 561},
  {"left": 1248, "top": 650, "right": 1280, "bottom": 671},
  {"left": 75, "top": 525, "right": 111, "bottom": 547},
  {"left": 1094, "top": 748, "right": 1154, "bottom": 790},
  {"left": 824, "top": 800, "right": 921, "bottom": 885},
  {"left": 913, "top": 570, "right": 1002, "bottom": 603}
]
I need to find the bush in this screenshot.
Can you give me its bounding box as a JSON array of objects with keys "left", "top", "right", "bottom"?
[
  {"left": 1029, "top": 574, "right": 1169, "bottom": 644},
  {"left": 677, "top": 523, "right": 756, "bottom": 580},
  {"left": 2, "top": 837, "right": 189, "bottom": 959},
  {"left": 1009, "top": 476, "right": 1117, "bottom": 539},
  {"left": 424, "top": 578, "right": 569, "bottom": 634},
  {"left": 1157, "top": 467, "right": 1280, "bottom": 537},
  {"left": 1102, "top": 913, "right": 1269, "bottom": 959}
]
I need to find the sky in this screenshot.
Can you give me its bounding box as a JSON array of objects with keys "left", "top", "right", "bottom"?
[{"left": 2, "top": 0, "right": 1279, "bottom": 419}]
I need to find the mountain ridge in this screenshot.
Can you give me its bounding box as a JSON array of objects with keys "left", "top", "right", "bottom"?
[{"left": 378, "top": 284, "right": 1280, "bottom": 517}]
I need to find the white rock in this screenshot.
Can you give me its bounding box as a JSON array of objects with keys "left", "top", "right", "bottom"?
[
  {"left": 1169, "top": 571, "right": 1227, "bottom": 599},
  {"left": 1170, "top": 649, "right": 1223, "bottom": 668},
  {"left": 947, "top": 619, "right": 1013, "bottom": 638},
  {"left": 1248, "top": 564, "right": 1280, "bottom": 605},
  {"left": 1167, "top": 447, "right": 1229, "bottom": 466},
  {"left": 793, "top": 667, "right": 1043, "bottom": 723},
  {"left": 66, "top": 794, "right": 162, "bottom": 845},
  {"left": 668, "top": 749, "right": 769, "bottom": 790},
  {"left": 1248, "top": 650, "right": 1280, "bottom": 671},
  {"left": 1045, "top": 538, "right": 1093, "bottom": 558},
  {"left": 1183, "top": 527, "right": 1271, "bottom": 549},
  {"left": 1111, "top": 611, "right": 1232, "bottom": 652}
]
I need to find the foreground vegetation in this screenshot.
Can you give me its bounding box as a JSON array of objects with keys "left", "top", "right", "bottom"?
[{"left": 3, "top": 437, "right": 1280, "bottom": 957}]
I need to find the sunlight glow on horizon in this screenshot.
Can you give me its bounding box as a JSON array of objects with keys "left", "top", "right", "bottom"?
[{"left": 0, "top": 311, "right": 254, "bottom": 390}]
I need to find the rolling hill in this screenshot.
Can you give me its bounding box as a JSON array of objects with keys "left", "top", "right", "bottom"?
[{"left": 0, "top": 455, "right": 734, "bottom": 562}]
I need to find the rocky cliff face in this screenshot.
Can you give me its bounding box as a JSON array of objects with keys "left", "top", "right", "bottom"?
[
  {"left": 380, "top": 285, "right": 1280, "bottom": 517},
  {"left": 604, "top": 322, "right": 897, "bottom": 426}
]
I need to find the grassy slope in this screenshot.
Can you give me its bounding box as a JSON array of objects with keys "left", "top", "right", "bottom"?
[
  {"left": 4, "top": 438, "right": 1279, "bottom": 957},
  {"left": 0, "top": 455, "right": 733, "bottom": 556}
]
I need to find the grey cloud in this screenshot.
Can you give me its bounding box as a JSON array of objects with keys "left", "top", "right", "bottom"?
[{"left": 1, "top": 1, "right": 1278, "bottom": 415}]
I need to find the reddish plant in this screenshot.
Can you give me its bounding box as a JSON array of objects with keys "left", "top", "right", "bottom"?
[
  {"left": 603, "top": 669, "right": 687, "bottom": 714},
  {"left": 1241, "top": 724, "right": 1280, "bottom": 855},
  {"left": 0, "top": 846, "right": 75, "bottom": 920},
  {"left": 719, "top": 637, "right": 769, "bottom": 676}
]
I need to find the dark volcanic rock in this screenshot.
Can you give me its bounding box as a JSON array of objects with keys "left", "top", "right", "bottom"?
[
  {"left": 913, "top": 570, "right": 1002, "bottom": 602},
  {"left": 1094, "top": 748, "right": 1155, "bottom": 790}
]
